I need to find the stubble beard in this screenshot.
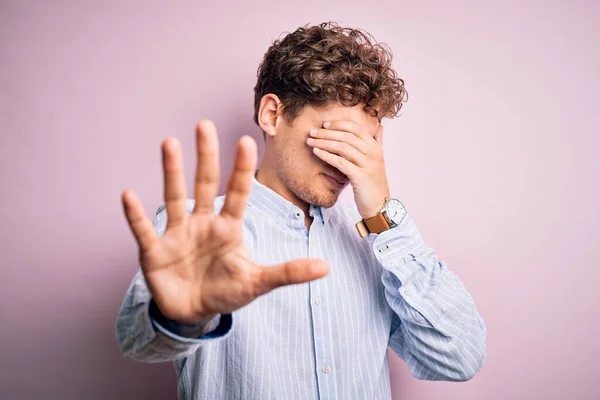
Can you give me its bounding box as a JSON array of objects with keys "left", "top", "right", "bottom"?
[{"left": 276, "top": 152, "right": 340, "bottom": 210}]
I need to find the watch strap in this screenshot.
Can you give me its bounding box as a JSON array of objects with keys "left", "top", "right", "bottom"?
[
  {"left": 355, "top": 220, "right": 370, "bottom": 238},
  {"left": 355, "top": 212, "right": 391, "bottom": 238}
]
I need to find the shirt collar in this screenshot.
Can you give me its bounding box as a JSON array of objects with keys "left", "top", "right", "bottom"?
[{"left": 247, "top": 175, "right": 332, "bottom": 225}]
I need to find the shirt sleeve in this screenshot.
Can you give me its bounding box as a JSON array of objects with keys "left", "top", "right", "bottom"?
[
  {"left": 115, "top": 200, "right": 233, "bottom": 363},
  {"left": 371, "top": 212, "right": 487, "bottom": 381}
]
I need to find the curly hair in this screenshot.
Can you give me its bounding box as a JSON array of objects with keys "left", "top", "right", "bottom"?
[{"left": 253, "top": 21, "right": 407, "bottom": 129}]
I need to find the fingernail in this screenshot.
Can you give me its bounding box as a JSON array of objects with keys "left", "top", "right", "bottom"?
[
  {"left": 313, "top": 147, "right": 320, "bottom": 153},
  {"left": 323, "top": 121, "right": 331, "bottom": 128},
  {"left": 307, "top": 138, "right": 315, "bottom": 144},
  {"left": 309, "top": 129, "right": 319, "bottom": 136}
]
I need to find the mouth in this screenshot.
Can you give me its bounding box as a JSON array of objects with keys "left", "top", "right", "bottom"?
[{"left": 322, "top": 172, "right": 349, "bottom": 188}]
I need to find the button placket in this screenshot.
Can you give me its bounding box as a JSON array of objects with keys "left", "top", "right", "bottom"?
[{"left": 307, "top": 214, "right": 334, "bottom": 395}]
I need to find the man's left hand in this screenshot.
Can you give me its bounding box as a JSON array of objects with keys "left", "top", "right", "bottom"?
[{"left": 307, "top": 120, "right": 391, "bottom": 219}]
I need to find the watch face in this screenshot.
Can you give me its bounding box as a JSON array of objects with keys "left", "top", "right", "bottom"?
[{"left": 385, "top": 198, "right": 406, "bottom": 225}]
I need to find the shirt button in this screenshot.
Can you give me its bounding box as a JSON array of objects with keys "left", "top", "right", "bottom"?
[
  {"left": 321, "top": 364, "right": 330, "bottom": 374},
  {"left": 404, "top": 288, "right": 411, "bottom": 297},
  {"left": 314, "top": 296, "right": 322, "bottom": 305},
  {"left": 276, "top": 216, "right": 283, "bottom": 224},
  {"left": 294, "top": 212, "right": 303, "bottom": 219}
]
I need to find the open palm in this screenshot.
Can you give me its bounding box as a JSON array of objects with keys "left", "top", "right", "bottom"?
[{"left": 122, "top": 120, "right": 329, "bottom": 324}]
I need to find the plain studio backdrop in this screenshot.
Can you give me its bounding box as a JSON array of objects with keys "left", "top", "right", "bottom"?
[{"left": 1, "top": 1, "right": 599, "bottom": 399}]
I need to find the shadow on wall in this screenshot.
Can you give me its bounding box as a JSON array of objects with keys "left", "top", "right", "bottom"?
[
  {"left": 2, "top": 251, "right": 179, "bottom": 399},
  {"left": 91, "top": 268, "right": 178, "bottom": 400}
]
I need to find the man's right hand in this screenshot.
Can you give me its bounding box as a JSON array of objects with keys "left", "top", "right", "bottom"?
[{"left": 121, "top": 120, "right": 329, "bottom": 325}]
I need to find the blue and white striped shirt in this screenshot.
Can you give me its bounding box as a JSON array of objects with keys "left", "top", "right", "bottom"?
[{"left": 116, "top": 177, "right": 486, "bottom": 399}]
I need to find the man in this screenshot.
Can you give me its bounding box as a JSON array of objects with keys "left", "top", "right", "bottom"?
[{"left": 116, "top": 22, "right": 486, "bottom": 399}]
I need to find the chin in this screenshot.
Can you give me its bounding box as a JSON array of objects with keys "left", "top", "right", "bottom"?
[
  {"left": 280, "top": 169, "right": 343, "bottom": 209},
  {"left": 311, "top": 195, "right": 338, "bottom": 209},
  {"left": 301, "top": 184, "right": 341, "bottom": 209}
]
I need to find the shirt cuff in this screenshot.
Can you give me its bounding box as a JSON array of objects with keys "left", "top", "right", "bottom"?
[
  {"left": 149, "top": 299, "right": 233, "bottom": 342},
  {"left": 371, "top": 212, "right": 424, "bottom": 279}
]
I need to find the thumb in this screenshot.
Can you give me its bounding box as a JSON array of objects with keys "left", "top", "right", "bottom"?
[{"left": 254, "top": 259, "right": 329, "bottom": 295}]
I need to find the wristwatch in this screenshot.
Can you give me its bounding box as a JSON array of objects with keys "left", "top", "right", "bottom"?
[{"left": 355, "top": 197, "right": 407, "bottom": 238}]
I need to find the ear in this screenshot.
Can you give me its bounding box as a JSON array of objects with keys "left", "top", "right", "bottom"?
[{"left": 257, "top": 94, "right": 282, "bottom": 138}]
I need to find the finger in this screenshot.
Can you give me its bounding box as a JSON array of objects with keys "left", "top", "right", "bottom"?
[
  {"left": 122, "top": 190, "right": 158, "bottom": 253},
  {"left": 220, "top": 135, "right": 257, "bottom": 219},
  {"left": 309, "top": 128, "right": 370, "bottom": 154},
  {"left": 307, "top": 138, "right": 366, "bottom": 167},
  {"left": 192, "top": 120, "right": 220, "bottom": 215},
  {"left": 323, "top": 120, "right": 378, "bottom": 145},
  {"left": 312, "top": 147, "right": 359, "bottom": 178},
  {"left": 162, "top": 138, "right": 188, "bottom": 229},
  {"left": 255, "top": 259, "right": 329, "bottom": 295}
]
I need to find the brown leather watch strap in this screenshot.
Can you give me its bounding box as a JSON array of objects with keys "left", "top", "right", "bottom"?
[
  {"left": 355, "top": 220, "right": 370, "bottom": 238},
  {"left": 355, "top": 213, "right": 391, "bottom": 238},
  {"left": 365, "top": 213, "right": 390, "bottom": 233}
]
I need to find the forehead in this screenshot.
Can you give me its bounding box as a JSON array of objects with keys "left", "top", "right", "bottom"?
[{"left": 303, "top": 102, "right": 378, "bottom": 127}]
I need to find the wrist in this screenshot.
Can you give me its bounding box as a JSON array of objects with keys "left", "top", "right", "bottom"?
[
  {"left": 149, "top": 299, "right": 219, "bottom": 337},
  {"left": 186, "top": 312, "right": 219, "bottom": 326},
  {"left": 359, "top": 195, "right": 389, "bottom": 219}
]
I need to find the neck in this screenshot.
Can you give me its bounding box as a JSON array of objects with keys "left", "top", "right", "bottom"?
[{"left": 255, "top": 160, "right": 311, "bottom": 222}]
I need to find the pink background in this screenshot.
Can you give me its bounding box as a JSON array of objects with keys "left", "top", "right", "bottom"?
[{"left": 2, "top": 1, "right": 599, "bottom": 399}]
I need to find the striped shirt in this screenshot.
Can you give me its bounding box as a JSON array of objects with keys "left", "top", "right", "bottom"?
[{"left": 116, "top": 177, "right": 487, "bottom": 400}]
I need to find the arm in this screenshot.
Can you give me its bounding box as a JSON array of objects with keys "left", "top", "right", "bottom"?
[
  {"left": 372, "top": 213, "right": 487, "bottom": 381},
  {"left": 305, "top": 119, "right": 486, "bottom": 380},
  {"left": 305, "top": 118, "right": 486, "bottom": 380}
]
